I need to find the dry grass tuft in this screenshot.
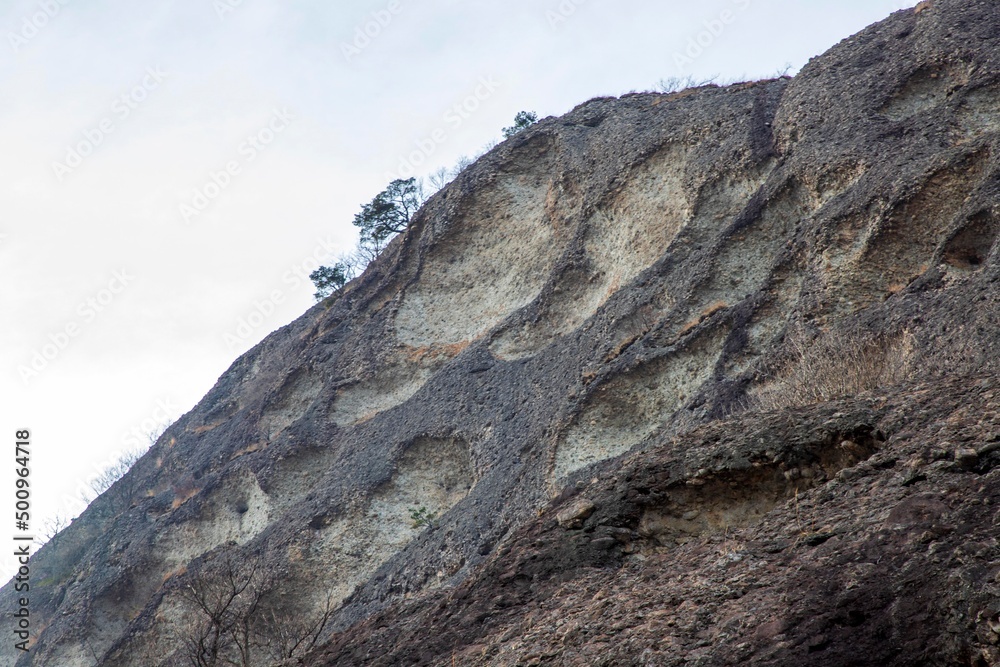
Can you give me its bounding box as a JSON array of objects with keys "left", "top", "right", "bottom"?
[{"left": 750, "top": 328, "right": 915, "bottom": 411}]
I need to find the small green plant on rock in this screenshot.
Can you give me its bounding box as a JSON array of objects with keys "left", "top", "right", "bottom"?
[
  {"left": 409, "top": 506, "right": 437, "bottom": 529},
  {"left": 502, "top": 110, "right": 538, "bottom": 139}
]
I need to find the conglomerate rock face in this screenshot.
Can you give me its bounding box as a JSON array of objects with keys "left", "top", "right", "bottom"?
[{"left": 4, "top": 1, "right": 1000, "bottom": 665}]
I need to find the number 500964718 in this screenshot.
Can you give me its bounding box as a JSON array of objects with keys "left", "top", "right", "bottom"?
[{"left": 15, "top": 430, "right": 30, "bottom": 532}]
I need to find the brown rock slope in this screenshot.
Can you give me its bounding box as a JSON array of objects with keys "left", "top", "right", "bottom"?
[
  {"left": 314, "top": 380, "right": 1000, "bottom": 666},
  {"left": 3, "top": 1, "right": 1000, "bottom": 665}
]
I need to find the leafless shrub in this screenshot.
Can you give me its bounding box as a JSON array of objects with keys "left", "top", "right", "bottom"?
[
  {"left": 180, "top": 552, "right": 271, "bottom": 667},
  {"left": 451, "top": 155, "right": 474, "bottom": 176},
  {"left": 86, "top": 446, "right": 149, "bottom": 517},
  {"left": 427, "top": 166, "right": 452, "bottom": 192},
  {"left": 258, "top": 593, "right": 336, "bottom": 663},
  {"left": 89, "top": 447, "right": 145, "bottom": 497},
  {"left": 750, "top": 327, "right": 916, "bottom": 412},
  {"left": 85, "top": 425, "right": 166, "bottom": 514},
  {"left": 178, "top": 551, "right": 336, "bottom": 667},
  {"left": 35, "top": 514, "right": 71, "bottom": 547},
  {"left": 773, "top": 62, "right": 794, "bottom": 78},
  {"left": 656, "top": 74, "right": 720, "bottom": 94}
]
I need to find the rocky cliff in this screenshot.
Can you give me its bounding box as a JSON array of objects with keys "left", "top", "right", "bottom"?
[{"left": 5, "top": 1, "right": 1000, "bottom": 665}]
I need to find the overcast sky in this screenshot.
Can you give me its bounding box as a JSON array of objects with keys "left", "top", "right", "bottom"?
[{"left": 1, "top": 0, "right": 918, "bottom": 581}]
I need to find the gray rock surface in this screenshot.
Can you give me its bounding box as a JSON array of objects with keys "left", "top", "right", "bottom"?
[{"left": 3, "top": 1, "right": 1000, "bottom": 664}]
